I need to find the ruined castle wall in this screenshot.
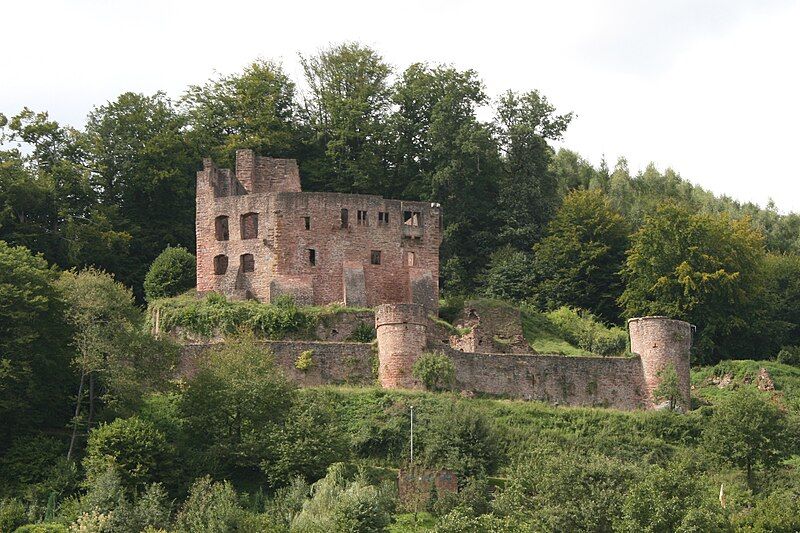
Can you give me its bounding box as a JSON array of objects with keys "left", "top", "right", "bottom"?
[
  {"left": 271, "top": 192, "right": 441, "bottom": 309},
  {"left": 445, "top": 348, "right": 646, "bottom": 409},
  {"left": 179, "top": 341, "right": 375, "bottom": 386}
]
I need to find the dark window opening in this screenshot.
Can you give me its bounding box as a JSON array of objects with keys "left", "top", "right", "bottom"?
[
  {"left": 357, "top": 210, "right": 367, "bottom": 225},
  {"left": 340, "top": 208, "right": 349, "bottom": 228},
  {"left": 403, "top": 211, "right": 421, "bottom": 227},
  {"left": 378, "top": 212, "right": 389, "bottom": 224},
  {"left": 308, "top": 248, "right": 316, "bottom": 266},
  {"left": 213, "top": 254, "right": 228, "bottom": 275},
  {"left": 370, "top": 250, "right": 381, "bottom": 265},
  {"left": 240, "top": 253, "right": 255, "bottom": 272},
  {"left": 304, "top": 216, "right": 310, "bottom": 230},
  {"left": 241, "top": 212, "right": 258, "bottom": 239},
  {"left": 215, "top": 216, "right": 229, "bottom": 241}
]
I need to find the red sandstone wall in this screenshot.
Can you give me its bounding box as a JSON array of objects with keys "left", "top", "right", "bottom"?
[
  {"left": 196, "top": 152, "right": 442, "bottom": 309},
  {"left": 271, "top": 192, "right": 440, "bottom": 308},
  {"left": 179, "top": 340, "right": 375, "bottom": 386},
  {"left": 446, "top": 349, "right": 647, "bottom": 409},
  {"left": 629, "top": 316, "right": 692, "bottom": 409}
]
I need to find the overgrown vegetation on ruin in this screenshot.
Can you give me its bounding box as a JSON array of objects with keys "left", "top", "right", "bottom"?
[{"left": 149, "top": 291, "right": 372, "bottom": 340}]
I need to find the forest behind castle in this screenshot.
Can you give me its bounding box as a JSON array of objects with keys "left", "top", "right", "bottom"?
[{"left": 2, "top": 43, "right": 800, "bottom": 531}]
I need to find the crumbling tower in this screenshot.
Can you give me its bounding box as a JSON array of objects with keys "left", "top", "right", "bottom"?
[
  {"left": 375, "top": 303, "right": 429, "bottom": 389},
  {"left": 628, "top": 316, "right": 692, "bottom": 410}
]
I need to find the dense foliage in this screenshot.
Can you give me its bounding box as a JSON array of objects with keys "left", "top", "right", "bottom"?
[{"left": 143, "top": 246, "right": 196, "bottom": 301}]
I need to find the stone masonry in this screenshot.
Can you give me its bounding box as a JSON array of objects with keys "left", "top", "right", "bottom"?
[{"left": 196, "top": 150, "right": 442, "bottom": 312}]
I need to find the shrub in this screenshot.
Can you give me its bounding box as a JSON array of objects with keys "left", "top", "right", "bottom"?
[
  {"left": 413, "top": 352, "right": 456, "bottom": 392},
  {"left": 0, "top": 498, "right": 26, "bottom": 532},
  {"left": 290, "top": 463, "right": 394, "bottom": 533},
  {"left": 777, "top": 345, "right": 800, "bottom": 366},
  {"left": 144, "top": 246, "right": 196, "bottom": 302},
  {"left": 0, "top": 435, "right": 68, "bottom": 499},
  {"left": 295, "top": 350, "right": 315, "bottom": 371},
  {"left": 174, "top": 477, "right": 242, "bottom": 533},
  {"left": 83, "top": 416, "right": 174, "bottom": 492},
  {"left": 546, "top": 306, "right": 627, "bottom": 356},
  {"left": 348, "top": 321, "right": 376, "bottom": 342},
  {"left": 14, "top": 524, "right": 70, "bottom": 533}
]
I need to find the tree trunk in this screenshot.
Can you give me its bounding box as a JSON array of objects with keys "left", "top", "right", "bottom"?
[
  {"left": 87, "top": 372, "right": 95, "bottom": 431},
  {"left": 67, "top": 371, "right": 86, "bottom": 461}
]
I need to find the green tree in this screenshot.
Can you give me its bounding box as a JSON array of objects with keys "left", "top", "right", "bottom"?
[
  {"left": 0, "top": 241, "right": 71, "bottom": 438},
  {"left": 412, "top": 352, "right": 456, "bottom": 392},
  {"left": 180, "top": 334, "right": 296, "bottom": 482},
  {"left": 182, "top": 59, "right": 300, "bottom": 167},
  {"left": 144, "top": 245, "right": 196, "bottom": 301},
  {"left": 652, "top": 364, "right": 682, "bottom": 411},
  {"left": 495, "top": 90, "right": 573, "bottom": 248},
  {"left": 481, "top": 246, "right": 534, "bottom": 302},
  {"left": 702, "top": 387, "right": 791, "bottom": 488},
  {"left": 532, "top": 189, "right": 629, "bottom": 323},
  {"left": 84, "top": 91, "right": 197, "bottom": 296},
  {"left": 56, "top": 268, "right": 177, "bottom": 457},
  {"left": 388, "top": 63, "right": 502, "bottom": 293},
  {"left": 83, "top": 416, "right": 174, "bottom": 491},
  {"left": 300, "top": 42, "right": 392, "bottom": 194},
  {"left": 619, "top": 203, "right": 765, "bottom": 359}
]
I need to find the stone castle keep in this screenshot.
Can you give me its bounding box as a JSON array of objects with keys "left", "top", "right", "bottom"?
[
  {"left": 196, "top": 150, "right": 441, "bottom": 311},
  {"left": 192, "top": 151, "right": 692, "bottom": 411}
]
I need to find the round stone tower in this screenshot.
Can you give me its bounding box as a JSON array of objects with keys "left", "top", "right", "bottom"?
[
  {"left": 375, "top": 303, "right": 429, "bottom": 389},
  {"left": 628, "top": 316, "right": 692, "bottom": 410}
]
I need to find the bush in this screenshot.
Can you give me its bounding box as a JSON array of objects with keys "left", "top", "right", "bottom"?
[
  {"left": 295, "top": 350, "right": 315, "bottom": 371},
  {"left": 777, "top": 346, "right": 800, "bottom": 366},
  {"left": 83, "top": 416, "right": 174, "bottom": 492},
  {"left": 13, "top": 524, "right": 70, "bottom": 533},
  {"left": 0, "top": 498, "right": 26, "bottom": 532},
  {"left": 174, "top": 477, "right": 241, "bottom": 533},
  {"left": 151, "top": 292, "right": 317, "bottom": 339},
  {"left": 546, "top": 306, "right": 627, "bottom": 356},
  {"left": 290, "top": 463, "right": 394, "bottom": 533},
  {"left": 413, "top": 352, "right": 456, "bottom": 392},
  {"left": 144, "top": 246, "right": 196, "bottom": 302},
  {"left": 348, "top": 321, "right": 376, "bottom": 342}
]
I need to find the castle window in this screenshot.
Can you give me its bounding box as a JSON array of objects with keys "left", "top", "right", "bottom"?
[
  {"left": 308, "top": 248, "right": 316, "bottom": 266},
  {"left": 215, "top": 216, "right": 229, "bottom": 241},
  {"left": 304, "top": 216, "right": 310, "bottom": 230},
  {"left": 403, "top": 211, "right": 421, "bottom": 227},
  {"left": 213, "top": 254, "right": 228, "bottom": 275},
  {"left": 240, "top": 212, "right": 258, "bottom": 239},
  {"left": 378, "top": 212, "right": 389, "bottom": 224},
  {"left": 370, "top": 250, "right": 381, "bottom": 265},
  {"left": 357, "top": 210, "right": 368, "bottom": 225},
  {"left": 240, "top": 253, "right": 254, "bottom": 273},
  {"left": 340, "top": 208, "right": 349, "bottom": 228},
  {"left": 406, "top": 251, "right": 416, "bottom": 266}
]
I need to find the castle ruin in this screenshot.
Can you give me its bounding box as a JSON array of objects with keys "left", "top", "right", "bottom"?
[
  {"left": 196, "top": 150, "right": 441, "bottom": 311},
  {"left": 191, "top": 151, "right": 692, "bottom": 411}
]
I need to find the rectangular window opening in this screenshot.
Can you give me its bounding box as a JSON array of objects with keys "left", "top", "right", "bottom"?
[
  {"left": 403, "top": 211, "right": 420, "bottom": 227},
  {"left": 303, "top": 216, "right": 310, "bottom": 230},
  {"left": 240, "top": 253, "right": 255, "bottom": 272},
  {"left": 308, "top": 248, "right": 316, "bottom": 266},
  {"left": 370, "top": 250, "right": 382, "bottom": 265},
  {"left": 357, "top": 210, "right": 368, "bottom": 225},
  {"left": 340, "top": 208, "right": 349, "bottom": 228},
  {"left": 406, "top": 251, "right": 416, "bottom": 266},
  {"left": 241, "top": 212, "right": 259, "bottom": 239},
  {"left": 378, "top": 212, "right": 389, "bottom": 224}
]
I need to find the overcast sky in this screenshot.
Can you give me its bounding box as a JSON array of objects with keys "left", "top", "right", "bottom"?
[{"left": 3, "top": 0, "right": 799, "bottom": 212}]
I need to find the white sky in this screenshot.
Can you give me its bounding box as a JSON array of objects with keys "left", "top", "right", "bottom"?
[{"left": 3, "top": 0, "right": 799, "bottom": 212}]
